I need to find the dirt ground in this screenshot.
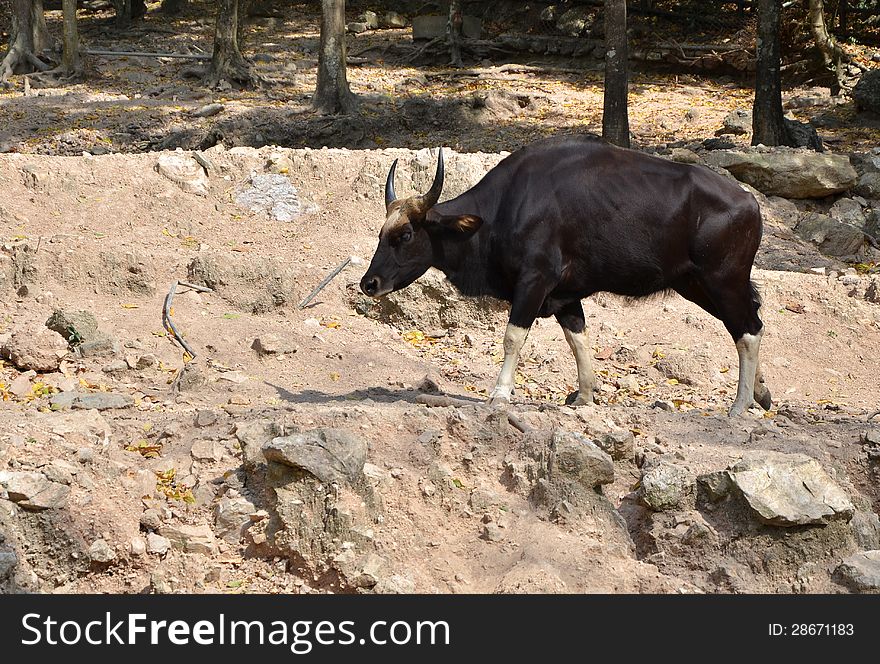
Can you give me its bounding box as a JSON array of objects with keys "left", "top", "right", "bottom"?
[{"left": 1, "top": 2, "right": 880, "bottom": 596}]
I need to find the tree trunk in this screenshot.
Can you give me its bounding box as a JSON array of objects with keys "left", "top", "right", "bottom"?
[
  {"left": 1, "top": 0, "right": 51, "bottom": 84},
  {"left": 602, "top": 0, "right": 630, "bottom": 148},
  {"left": 113, "top": 0, "right": 146, "bottom": 30},
  {"left": 313, "top": 0, "right": 356, "bottom": 114},
  {"left": 61, "top": 0, "right": 82, "bottom": 77},
  {"left": 752, "top": 0, "right": 790, "bottom": 146},
  {"left": 808, "top": 0, "right": 849, "bottom": 94},
  {"left": 204, "top": 0, "right": 260, "bottom": 88},
  {"left": 447, "top": 0, "right": 463, "bottom": 67}
]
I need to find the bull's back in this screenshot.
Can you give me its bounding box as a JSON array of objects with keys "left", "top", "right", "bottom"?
[{"left": 465, "top": 136, "right": 760, "bottom": 297}]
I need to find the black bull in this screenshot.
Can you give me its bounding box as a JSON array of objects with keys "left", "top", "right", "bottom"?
[{"left": 361, "top": 135, "right": 771, "bottom": 416}]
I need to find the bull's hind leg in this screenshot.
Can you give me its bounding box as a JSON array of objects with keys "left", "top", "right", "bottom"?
[{"left": 555, "top": 301, "right": 595, "bottom": 406}]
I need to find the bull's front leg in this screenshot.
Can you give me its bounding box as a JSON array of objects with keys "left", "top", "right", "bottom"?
[{"left": 487, "top": 273, "right": 555, "bottom": 406}]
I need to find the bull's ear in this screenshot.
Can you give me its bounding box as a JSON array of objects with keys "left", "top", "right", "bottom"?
[{"left": 432, "top": 214, "right": 483, "bottom": 236}]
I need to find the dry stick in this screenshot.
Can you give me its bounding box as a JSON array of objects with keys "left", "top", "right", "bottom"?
[
  {"left": 298, "top": 257, "right": 353, "bottom": 309},
  {"left": 869, "top": 411, "right": 880, "bottom": 421},
  {"left": 415, "top": 393, "right": 532, "bottom": 433},
  {"left": 163, "top": 280, "right": 213, "bottom": 360}
]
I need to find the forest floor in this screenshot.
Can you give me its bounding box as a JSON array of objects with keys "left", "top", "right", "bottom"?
[{"left": 1, "top": 1, "right": 880, "bottom": 595}]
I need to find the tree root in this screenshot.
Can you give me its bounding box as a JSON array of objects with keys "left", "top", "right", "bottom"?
[
  {"left": 203, "top": 56, "right": 266, "bottom": 90},
  {"left": 0, "top": 46, "right": 51, "bottom": 85}
]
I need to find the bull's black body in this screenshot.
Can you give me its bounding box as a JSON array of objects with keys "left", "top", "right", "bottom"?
[{"left": 362, "top": 134, "right": 770, "bottom": 414}]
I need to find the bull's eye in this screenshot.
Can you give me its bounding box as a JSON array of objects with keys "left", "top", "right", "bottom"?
[{"left": 400, "top": 229, "right": 412, "bottom": 243}]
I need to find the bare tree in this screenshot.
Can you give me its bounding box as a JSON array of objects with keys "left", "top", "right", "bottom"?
[
  {"left": 204, "top": 0, "right": 260, "bottom": 89},
  {"left": 602, "top": 0, "right": 630, "bottom": 148},
  {"left": 808, "top": 0, "right": 854, "bottom": 94},
  {"left": 752, "top": 0, "right": 789, "bottom": 146},
  {"left": 447, "top": 0, "right": 463, "bottom": 67},
  {"left": 313, "top": 0, "right": 356, "bottom": 114},
  {"left": 1, "top": 0, "right": 51, "bottom": 84},
  {"left": 60, "top": 0, "right": 83, "bottom": 78}
]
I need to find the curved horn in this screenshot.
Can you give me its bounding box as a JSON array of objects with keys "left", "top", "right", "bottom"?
[
  {"left": 415, "top": 148, "right": 444, "bottom": 213},
  {"left": 385, "top": 158, "right": 399, "bottom": 211}
]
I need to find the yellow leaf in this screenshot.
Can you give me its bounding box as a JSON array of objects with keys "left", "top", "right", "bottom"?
[
  {"left": 330, "top": 372, "right": 340, "bottom": 381},
  {"left": 121, "top": 303, "right": 139, "bottom": 309}
]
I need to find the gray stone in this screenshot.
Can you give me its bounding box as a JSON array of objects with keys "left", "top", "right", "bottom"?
[
  {"left": 214, "top": 494, "right": 256, "bottom": 543},
  {"left": 72, "top": 393, "right": 134, "bottom": 411},
  {"left": 75, "top": 336, "right": 119, "bottom": 358},
  {"left": 1, "top": 325, "right": 68, "bottom": 371},
  {"left": 556, "top": 6, "right": 593, "bottom": 36},
  {"left": 717, "top": 108, "right": 752, "bottom": 135},
  {"left": 347, "top": 21, "right": 369, "bottom": 33},
  {"left": 136, "top": 354, "right": 159, "bottom": 369},
  {"left": 373, "top": 573, "right": 415, "bottom": 594},
  {"left": 697, "top": 471, "right": 733, "bottom": 502},
  {"left": 481, "top": 522, "right": 504, "bottom": 542},
  {"left": 705, "top": 149, "right": 858, "bottom": 198},
  {"left": 360, "top": 10, "right": 379, "bottom": 29},
  {"left": 88, "top": 539, "right": 116, "bottom": 564},
  {"left": 784, "top": 118, "right": 823, "bottom": 151},
  {"left": 727, "top": 452, "right": 854, "bottom": 526},
  {"left": 102, "top": 359, "right": 128, "bottom": 373},
  {"left": 140, "top": 508, "right": 163, "bottom": 531},
  {"left": 158, "top": 524, "right": 217, "bottom": 555},
  {"left": 49, "top": 391, "right": 78, "bottom": 411},
  {"left": 640, "top": 460, "right": 694, "bottom": 511},
  {"left": 193, "top": 103, "right": 225, "bottom": 118},
  {"left": 130, "top": 537, "right": 146, "bottom": 556},
  {"left": 234, "top": 174, "right": 315, "bottom": 222},
  {"left": 836, "top": 550, "right": 880, "bottom": 591},
  {"left": 156, "top": 154, "right": 209, "bottom": 196},
  {"left": 595, "top": 430, "right": 634, "bottom": 461},
  {"left": 549, "top": 430, "right": 614, "bottom": 488},
  {"left": 146, "top": 533, "right": 171, "bottom": 555},
  {"left": 251, "top": 334, "right": 295, "bottom": 355},
  {"left": 0, "top": 550, "right": 17, "bottom": 580},
  {"left": 351, "top": 553, "right": 385, "bottom": 589},
  {"left": 854, "top": 172, "right": 880, "bottom": 199},
  {"left": 380, "top": 11, "right": 407, "bottom": 28},
  {"left": 794, "top": 212, "right": 865, "bottom": 257},
  {"left": 45, "top": 309, "right": 99, "bottom": 346},
  {"left": 191, "top": 439, "right": 223, "bottom": 462},
  {"left": 195, "top": 410, "right": 219, "bottom": 428},
  {"left": 262, "top": 428, "right": 367, "bottom": 485},
  {"left": 0, "top": 471, "right": 70, "bottom": 510},
  {"left": 853, "top": 69, "right": 880, "bottom": 114},
  {"left": 828, "top": 197, "right": 867, "bottom": 230}
]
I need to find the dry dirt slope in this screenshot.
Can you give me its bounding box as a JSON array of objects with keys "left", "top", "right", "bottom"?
[{"left": 0, "top": 145, "right": 879, "bottom": 594}]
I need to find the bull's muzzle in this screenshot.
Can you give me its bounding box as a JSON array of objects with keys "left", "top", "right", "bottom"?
[{"left": 360, "top": 274, "right": 385, "bottom": 297}]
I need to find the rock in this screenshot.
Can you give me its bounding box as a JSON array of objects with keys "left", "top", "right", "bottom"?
[
  {"left": 347, "top": 21, "right": 369, "bottom": 33},
  {"left": 130, "top": 537, "right": 146, "bottom": 556},
  {"left": 1, "top": 325, "right": 68, "bottom": 371},
  {"left": 412, "top": 14, "right": 481, "bottom": 40},
  {"left": 102, "top": 359, "right": 128, "bottom": 373},
  {"left": 158, "top": 524, "right": 217, "bottom": 556},
  {"left": 234, "top": 173, "right": 315, "bottom": 222},
  {"left": 616, "top": 374, "right": 640, "bottom": 392},
  {"left": 75, "top": 336, "right": 120, "bottom": 358},
  {"left": 351, "top": 553, "right": 385, "bottom": 589},
  {"left": 373, "top": 574, "right": 415, "bottom": 594},
  {"left": 697, "top": 471, "right": 733, "bottom": 502},
  {"left": 45, "top": 309, "right": 99, "bottom": 346},
  {"left": 214, "top": 494, "right": 256, "bottom": 543},
  {"left": 0, "top": 471, "right": 70, "bottom": 510},
  {"left": 784, "top": 118, "right": 823, "bottom": 151},
  {"left": 595, "top": 430, "right": 634, "bottom": 461},
  {"left": 262, "top": 428, "right": 367, "bottom": 485},
  {"left": 156, "top": 153, "right": 209, "bottom": 196},
  {"left": 360, "top": 10, "right": 378, "bottom": 29},
  {"left": 88, "top": 539, "right": 116, "bottom": 564},
  {"left": 852, "top": 69, "right": 880, "bottom": 114},
  {"left": 8, "top": 372, "right": 34, "bottom": 397},
  {"left": 140, "top": 508, "right": 162, "bottom": 531},
  {"left": 640, "top": 460, "right": 694, "bottom": 511},
  {"left": 136, "top": 354, "right": 159, "bottom": 369},
  {"left": 195, "top": 410, "right": 219, "bottom": 428},
  {"left": 469, "top": 487, "right": 502, "bottom": 511},
  {"left": 73, "top": 392, "right": 134, "bottom": 411},
  {"left": 828, "top": 197, "right": 867, "bottom": 230},
  {"left": 251, "top": 334, "right": 295, "bottom": 355},
  {"left": 717, "top": 109, "right": 752, "bottom": 136},
  {"left": 669, "top": 148, "right": 702, "bottom": 164},
  {"left": 556, "top": 6, "right": 593, "bottom": 36},
  {"left": 193, "top": 103, "right": 225, "bottom": 118},
  {"left": 705, "top": 149, "right": 858, "bottom": 198},
  {"left": 191, "top": 439, "right": 223, "bottom": 462},
  {"left": 836, "top": 550, "right": 880, "bottom": 591},
  {"left": 0, "top": 550, "right": 17, "bottom": 580},
  {"left": 146, "top": 533, "right": 170, "bottom": 555},
  {"left": 481, "top": 523, "right": 504, "bottom": 542},
  {"left": 794, "top": 212, "right": 865, "bottom": 257},
  {"left": 549, "top": 430, "right": 614, "bottom": 488},
  {"left": 854, "top": 172, "right": 880, "bottom": 199},
  {"left": 380, "top": 11, "right": 407, "bottom": 28},
  {"left": 727, "top": 452, "right": 854, "bottom": 526}
]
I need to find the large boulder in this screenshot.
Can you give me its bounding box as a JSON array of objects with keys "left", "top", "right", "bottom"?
[
  {"left": 727, "top": 452, "right": 854, "bottom": 526},
  {"left": 549, "top": 430, "right": 614, "bottom": 489},
  {"left": 705, "top": 149, "right": 857, "bottom": 198},
  {"left": 1, "top": 325, "right": 68, "bottom": 372},
  {"left": 262, "top": 428, "right": 368, "bottom": 486},
  {"left": 794, "top": 212, "right": 866, "bottom": 257},
  {"left": 835, "top": 550, "right": 880, "bottom": 591},
  {"left": 852, "top": 69, "right": 880, "bottom": 115}
]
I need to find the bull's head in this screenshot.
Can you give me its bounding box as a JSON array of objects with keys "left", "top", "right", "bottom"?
[{"left": 360, "top": 149, "right": 482, "bottom": 298}]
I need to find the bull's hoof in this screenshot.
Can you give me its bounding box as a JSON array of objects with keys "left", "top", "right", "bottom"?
[
  {"left": 755, "top": 387, "right": 772, "bottom": 411},
  {"left": 727, "top": 401, "right": 749, "bottom": 418},
  {"left": 564, "top": 390, "right": 595, "bottom": 407},
  {"left": 487, "top": 388, "right": 512, "bottom": 406}
]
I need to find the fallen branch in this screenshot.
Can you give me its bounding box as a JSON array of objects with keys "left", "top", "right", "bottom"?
[
  {"left": 415, "top": 393, "right": 532, "bottom": 433},
  {"left": 84, "top": 49, "right": 212, "bottom": 60},
  {"left": 869, "top": 410, "right": 880, "bottom": 421},
  {"left": 162, "top": 280, "right": 213, "bottom": 359},
  {"left": 298, "top": 256, "right": 361, "bottom": 309}
]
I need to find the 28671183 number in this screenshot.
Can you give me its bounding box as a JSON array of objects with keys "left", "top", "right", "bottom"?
[{"left": 790, "top": 624, "right": 854, "bottom": 636}]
